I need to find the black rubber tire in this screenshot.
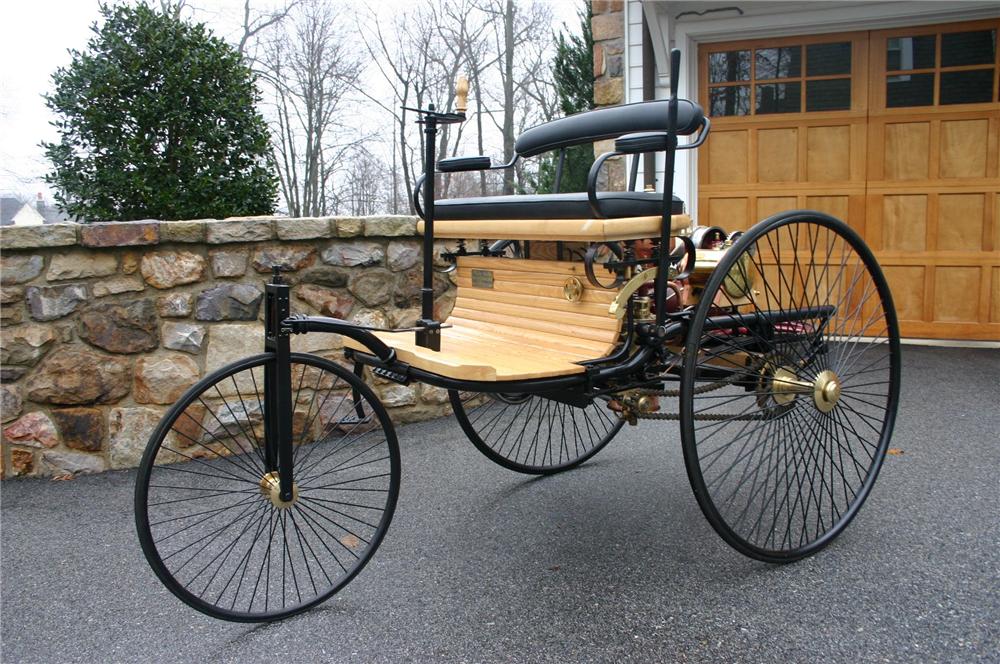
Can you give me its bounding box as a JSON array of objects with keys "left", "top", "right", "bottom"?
[
  {"left": 450, "top": 390, "right": 624, "bottom": 475},
  {"left": 680, "top": 211, "right": 900, "bottom": 563},
  {"left": 135, "top": 352, "right": 400, "bottom": 622}
]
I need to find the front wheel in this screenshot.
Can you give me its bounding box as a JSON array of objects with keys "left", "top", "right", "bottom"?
[
  {"left": 680, "top": 211, "right": 900, "bottom": 563},
  {"left": 135, "top": 352, "right": 400, "bottom": 622}
]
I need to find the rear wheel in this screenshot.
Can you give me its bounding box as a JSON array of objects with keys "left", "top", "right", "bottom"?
[
  {"left": 450, "top": 391, "right": 624, "bottom": 474},
  {"left": 680, "top": 211, "right": 900, "bottom": 562},
  {"left": 135, "top": 352, "right": 400, "bottom": 622}
]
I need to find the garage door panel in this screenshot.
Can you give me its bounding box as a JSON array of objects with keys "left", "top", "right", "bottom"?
[
  {"left": 708, "top": 131, "right": 749, "bottom": 184},
  {"left": 707, "top": 197, "right": 749, "bottom": 230},
  {"left": 940, "top": 119, "right": 990, "bottom": 178},
  {"left": 881, "top": 194, "right": 928, "bottom": 252},
  {"left": 757, "top": 128, "right": 799, "bottom": 182},
  {"left": 992, "top": 268, "right": 1000, "bottom": 323},
  {"left": 933, "top": 267, "right": 981, "bottom": 322},
  {"left": 806, "top": 125, "right": 852, "bottom": 181},
  {"left": 882, "top": 266, "right": 925, "bottom": 322},
  {"left": 756, "top": 196, "right": 799, "bottom": 220},
  {"left": 937, "top": 193, "right": 986, "bottom": 251},
  {"left": 883, "top": 122, "right": 931, "bottom": 180}
]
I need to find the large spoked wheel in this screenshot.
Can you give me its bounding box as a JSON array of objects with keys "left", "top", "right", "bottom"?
[
  {"left": 135, "top": 352, "right": 400, "bottom": 622},
  {"left": 680, "top": 211, "right": 900, "bottom": 563},
  {"left": 449, "top": 391, "right": 624, "bottom": 474}
]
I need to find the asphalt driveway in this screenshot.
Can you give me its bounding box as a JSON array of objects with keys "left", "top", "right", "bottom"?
[{"left": 2, "top": 345, "right": 998, "bottom": 663}]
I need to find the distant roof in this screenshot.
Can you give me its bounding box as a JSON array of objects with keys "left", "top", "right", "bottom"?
[
  {"left": 0, "top": 196, "right": 71, "bottom": 225},
  {"left": 1, "top": 197, "right": 21, "bottom": 226}
]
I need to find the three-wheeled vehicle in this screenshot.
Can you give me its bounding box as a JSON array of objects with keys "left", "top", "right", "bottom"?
[{"left": 135, "top": 50, "right": 900, "bottom": 622}]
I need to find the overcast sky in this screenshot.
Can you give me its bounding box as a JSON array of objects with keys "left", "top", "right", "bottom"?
[{"left": 0, "top": 0, "right": 584, "bottom": 203}]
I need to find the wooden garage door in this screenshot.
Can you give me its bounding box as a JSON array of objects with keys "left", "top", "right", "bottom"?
[{"left": 698, "top": 19, "right": 1000, "bottom": 341}]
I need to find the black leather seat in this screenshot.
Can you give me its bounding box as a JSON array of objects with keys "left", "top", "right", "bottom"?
[
  {"left": 434, "top": 191, "right": 683, "bottom": 221},
  {"left": 514, "top": 99, "right": 704, "bottom": 157},
  {"left": 424, "top": 99, "right": 703, "bottom": 222}
]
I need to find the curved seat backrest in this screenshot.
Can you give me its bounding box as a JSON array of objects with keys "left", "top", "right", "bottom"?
[{"left": 514, "top": 99, "right": 704, "bottom": 158}]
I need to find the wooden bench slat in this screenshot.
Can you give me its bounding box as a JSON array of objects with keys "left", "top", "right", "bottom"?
[
  {"left": 454, "top": 277, "right": 616, "bottom": 303},
  {"left": 457, "top": 286, "right": 612, "bottom": 316},
  {"left": 455, "top": 298, "right": 617, "bottom": 331}
]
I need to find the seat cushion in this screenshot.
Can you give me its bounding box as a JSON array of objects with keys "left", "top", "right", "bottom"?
[{"left": 434, "top": 191, "right": 684, "bottom": 221}]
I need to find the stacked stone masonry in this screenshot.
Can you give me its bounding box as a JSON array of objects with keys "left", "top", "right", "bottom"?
[
  {"left": 0, "top": 216, "right": 457, "bottom": 478},
  {"left": 591, "top": 0, "right": 627, "bottom": 190}
]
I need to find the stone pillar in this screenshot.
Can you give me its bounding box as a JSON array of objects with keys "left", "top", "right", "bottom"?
[{"left": 591, "top": 0, "right": 626, "bottom": 190}]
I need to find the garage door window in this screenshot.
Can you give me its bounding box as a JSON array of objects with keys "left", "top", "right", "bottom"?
[
  {"left": 886, "top": 29, "right": 997, "bottom": 107},
  {"left": 707, "top": 41, "right": 852, "bottom": 116}
]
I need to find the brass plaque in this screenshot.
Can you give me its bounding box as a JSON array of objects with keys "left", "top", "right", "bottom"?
[{"left": 471, "top": 269, "right": 494, "bottom": 288}]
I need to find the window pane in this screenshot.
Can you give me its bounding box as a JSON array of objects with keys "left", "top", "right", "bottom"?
[
  {"left": 807, "top": 42, "right": 852, "bottom": 76},
  {"left": 755, "top": 46, "right": 802, "bottom": 79},
  {"left": 941, "top": 29, "right": 996, "bottom": 67},
  {"left": 756, "top": 82, "right": 801, "bottom": 114},
  {"left": 886, "top": 73, "right": 934, "bottom": 107},
  {"left": 807, "top": 78, "right": 851, "bottom": 111},
  {"left": 709, "top": 51, "right": 751, "bottom": 83},
  {"left": 710, "top": 85, "right": 750, "bottom": 116},
  {"left": 887, "top": 35, "right": 936, "bottom": 70},
  {"left": 940, "top": 69, "right": 994, "bottom": 105}
]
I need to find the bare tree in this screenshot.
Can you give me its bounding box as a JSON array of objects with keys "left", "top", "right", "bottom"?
[
  {"left": 478, "top": 0, "right": 554, "bottom": 194},
  {"left": 237, "top": 0, "right": 299, "bottom": 60},
  {"left": 338, "top": 147, "right": 390, "bottom": 216},
  {"left": 261, "top": 0, "right": 362, "bottom": 217},
  {"left": 360, "top": 1, "right": 505, "bottom": 209}
]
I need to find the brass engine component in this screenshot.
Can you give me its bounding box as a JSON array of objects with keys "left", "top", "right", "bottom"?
[
  {"left": 691, "top": 249, "right": 754, "bottom": 297},
  {"left": 632, "top": 296, "right": 653, "bottom": 322},
  {"left": 608, "top": 267, "right": 657, "bottom": 319},
  {"left": 611, "top": 389, "right": 661, "bottom": 425},
  {"left": 563, "top": 276, "right": 584, "bottom": 302},
  {"left": 259, "top": 471, "right": 299, "bottom": 509}
]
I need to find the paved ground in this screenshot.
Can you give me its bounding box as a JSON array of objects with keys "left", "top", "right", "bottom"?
[{"left": 2, "top": 346, "right": 998, "bottom": 663}]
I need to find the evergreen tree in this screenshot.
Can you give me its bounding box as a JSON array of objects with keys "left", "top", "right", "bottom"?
[
  {"left": 43, "top": 3, "right": 277, "bottom": 221},
  {"left": 534, "top": 2, "right": 594, "bottom": 194}
]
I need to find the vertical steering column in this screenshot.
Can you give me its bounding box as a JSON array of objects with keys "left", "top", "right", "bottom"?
[
  {"left": 416, "top": 111, "right": 442, "bottom": 351},
  {"left": 655, "top": 49, "right": 682, "bottom": 328},
  {"left": 264, "top": 268, "right": 295, "bottom": 502},
  {"left": 413, "top": 77, "right": 468, "bottom": 352}
]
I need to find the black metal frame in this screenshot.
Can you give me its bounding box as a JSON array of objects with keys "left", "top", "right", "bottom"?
[
  {"left": 263, "top": 48, "right": 829, "bottom": 420},
  {"left": 260, "top": 50, "right": 726, "bottom": 413}
]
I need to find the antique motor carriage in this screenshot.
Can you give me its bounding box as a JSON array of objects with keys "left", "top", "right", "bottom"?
[{"left": 135, "top": 51, "right": 900, "bottom": 622}]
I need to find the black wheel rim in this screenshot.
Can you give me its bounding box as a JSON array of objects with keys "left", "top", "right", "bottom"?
[
  {"left": 450, "top": 390, "right": 624, "bottom": 474},
  {"left": 135, "top": 353, "right": 400, "bottom": 622},
  {"left": 681, "top": 212, "right": 900, "bottom": 562}
]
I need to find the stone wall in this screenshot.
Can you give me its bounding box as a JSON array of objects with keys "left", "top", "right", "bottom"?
[
  {"left": 592, "top": 0, "right": 627, "bottom": 189},
  {"left": 0, "top": 216, "right": 456, "bottom": 478}
]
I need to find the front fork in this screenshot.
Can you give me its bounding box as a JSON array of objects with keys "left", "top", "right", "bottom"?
[{"left": 264, "top": 271, "right": 295, "bottom": 502}]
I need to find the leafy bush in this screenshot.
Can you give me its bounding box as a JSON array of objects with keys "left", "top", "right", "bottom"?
[{"left": 44, "top": 3, "right": 277, "bottom": 221}]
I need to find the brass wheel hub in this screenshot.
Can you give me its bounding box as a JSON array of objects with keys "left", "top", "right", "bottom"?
[
  {"left": 813, "top": 369, "right": 842, "bottom": 413},
  {"left": 259, "top": 471, "right": 299, "bottom": 509},
  {"left": 771, "top": 367, "right": 842, "bottom": 413}
]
